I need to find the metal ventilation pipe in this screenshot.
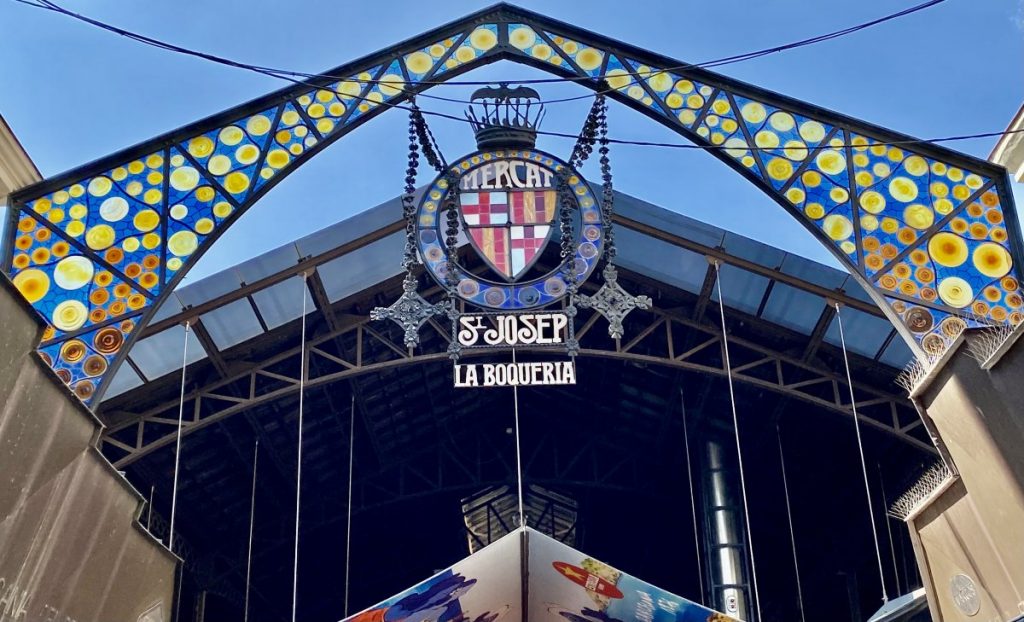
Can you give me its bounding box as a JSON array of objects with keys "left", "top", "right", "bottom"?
[{"left": 704, "top": 439, "right": 752, "bottom": 621}]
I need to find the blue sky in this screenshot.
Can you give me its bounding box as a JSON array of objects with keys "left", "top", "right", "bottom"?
[{"left": 2, "top": 0, "right": 1022, "bottom": 283}]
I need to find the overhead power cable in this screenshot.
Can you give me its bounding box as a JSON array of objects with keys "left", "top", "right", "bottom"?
[
  {"left": 15, "top": 0, "right": 944, "bottom": 104},
  {"left": 11, "top": 0, "right": 1017, "bottom": 156}
]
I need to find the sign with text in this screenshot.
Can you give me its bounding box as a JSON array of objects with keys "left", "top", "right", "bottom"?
[{"left": 454, "top": 312, "right": 575, "bottom": 388}]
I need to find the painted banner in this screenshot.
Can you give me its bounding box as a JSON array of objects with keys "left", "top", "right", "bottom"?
[
  {"left": 528, "top": 529, "right": 734, "bottom": 622},
  {"left": 339, "top": 528, "right": 734, "bottom": 622}
]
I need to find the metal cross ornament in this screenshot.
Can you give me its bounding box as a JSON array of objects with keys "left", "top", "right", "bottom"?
[
  {"left": 577, "top": 264, "right": 652, "bottom": 340},
  {"left": 370, "top": 272, "right": 447, "bottom": 348}
]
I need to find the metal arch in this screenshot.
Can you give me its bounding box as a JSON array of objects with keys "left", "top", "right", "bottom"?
[
  {"left": 98, "top": 302, "right": 933, "bottom": 469},
  {"left": 5, "top": 3, "right": 1020, "bottom": 404}
]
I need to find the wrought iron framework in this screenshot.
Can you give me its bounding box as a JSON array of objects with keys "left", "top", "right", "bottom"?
[
  {"left": 4, "top": 4, "right": 1021, "bottom": 405},
  {"left": 100, "top": 295, "right": 930, "bottom": 468}
]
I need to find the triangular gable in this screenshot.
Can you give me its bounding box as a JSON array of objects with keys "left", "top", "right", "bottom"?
[{"left": 341, "top": 528, "right": 733, "bottom": 622}]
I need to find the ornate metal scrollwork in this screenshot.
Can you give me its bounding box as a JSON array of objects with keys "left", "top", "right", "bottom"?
[{"left": 577, "top": 265, "right": 652, "bottom": 340}]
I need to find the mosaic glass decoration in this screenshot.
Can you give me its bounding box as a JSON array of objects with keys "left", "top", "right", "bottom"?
[{"left": 5, "top": 8, "right": 1020, "bottom": 404}]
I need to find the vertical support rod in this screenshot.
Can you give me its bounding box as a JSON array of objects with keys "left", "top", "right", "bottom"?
[
  {"left": 714, "top": 261, "right": 762, "bottom": 622},
  {"left": 169, "top": 320, "right": 190, "bottom": 552},
  {"left": 777, "top": 424, "right": 806, "bottom": 622},
  {"left": 681, "top": 388, "right": 705, "bottom": 606},
  {"left": 292, "top": 273, "right": 309, "bottom": 622},
  {"left": 344, "top": 391, "right": 356, "bottom": 617},
  {"left": 878, "top": 464, "right": 902, "bottom": 595},
  {"left": 244, "top": 440, "right": 259, "bottom": 622},
  {"left": 834, "top": 303, "right": 888, "bottom": 603},
  {"left": 512, "top": 348, "right": 525, "bottom": 529}
]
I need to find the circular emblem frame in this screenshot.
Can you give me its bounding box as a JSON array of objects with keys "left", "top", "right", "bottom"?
[{"left": 416, "top": 148, "right": 603, "bottom": 310}]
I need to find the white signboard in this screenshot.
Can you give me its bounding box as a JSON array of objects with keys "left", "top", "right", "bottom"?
[{"left": 454, "top": 312, "right": 576, "bottom": 388}]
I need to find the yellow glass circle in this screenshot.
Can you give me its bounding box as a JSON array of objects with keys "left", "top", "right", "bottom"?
[
  {"left": 13, "top": 268, "right": 49, "bottom": 303},
  {"left": 208, "top": 155, "right": 232, "bottom": 176},
  {"left": 823, "top": 214, "right": 853, "bottom": 240},
  {"left": 213, "top": 202, "right": 233, "bottom": 218},
  {"left": 188, "top": 136, "right": 215, "bottom": 158},
  {"left": 53, "top": 300, "right": 88, "bottom": 332},
  {"left": 888, "top": 177, "right": 918, "bottom": 203},
  {"left": 804, "top": 203, "right": 825, "bottom": 219},
  {"left": 219, "top": 126, "right": 244, "bottom": 146},
  {"left": 605, "top": 68, "right": 630, "bottom": 89},
  {"left": 972, "top": 243, "right": 1012, "bottom": 278},
  {"left": 769, "top": 112, "right": 795, "bottom": 132},
  {"left": 928, "top": 232, "right": 968, "bottom": 267},
  {"left": 134, "top": 209, "right": 160, "bottom": 232},
  {"left": 937, "top": 277, "right": 973, "bottom": 308},
  {"left": 406, "top": 50, "right": 434, "bottom": 74},
  {"left": 903, "top": 204, "right": 934, "bottom": 230},
  {"left": 267, "top": 149, "right": 290, "bottom": 169},
  {"left": 754, "top": 131, "right": 779, "bottom": 149},
  {"left": 143, "top": 189, "right": 162, "bottom": 205},
  {"left": 170, "top": 167, "right": 200, "bottom": 192},
  {"left": 54, "top": 256, "right": 94, "bottom": 290},
  {"left": 246, "top": 115, "right": 272, "bottom": 136},
  {"left": 766, "top": 158, "right": 793, "bottom": 181},
  {"left": 904, "top": 155, "right": 928, "bottom": 176},
  {"left": 142, "top": 232, "right": 161, "bottom": 249},
  {"left": 88, "top": 177, "right": 112, "bottom": 197},
  {"left": 647, "top": 72, "right": 673, "bottom": 92},
  {"left": 236, "top": 144, "right": 260, "bottom": 165},
  {"left": 377, "top": 74, "right": 405, "bottom": 97},
  {"left": 195, "top": 218, "right": 215, "bottom": 235},
  {"left": 509, "top": 27, "right": 535, "bottom": 50},
  {"left": 469, "top": 28, "right": 497, "bottom": 51},
  {"left": 224, "top": 172, "right": 250, "bottom": 195},
  {"left": 815, "top": 150, "right": 846, "bottom": 176},
  {"left": 85, "top": 224, "right": 115, "bottom": 250},
  {"left": 576, "top": 48, "right": 602, "bottom": 71},
  {"left": 740, "top": 102, "right": 766, "bottom": 124},
  {"left": 168, "top": 230, "right": 199, "bottom": 257},
  {"left": 66, "top": 221, "right": 85, "bottom": 237},
  {"left": 798, "top": 121, "right": 826, "bottom": 143}
]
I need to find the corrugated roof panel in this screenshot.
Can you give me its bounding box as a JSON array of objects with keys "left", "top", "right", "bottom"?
[
  {"left": 722, "top": 231, "right": 786, "bottom": 267},
  {"left": 760, "top": 283, "right": 825, "bottom": 335},
  {"left": 103, "top": 362, "right": 144, "bottom": 398},
  {"left": 235, "top": 243, "right": 302, "bottom": 284},
  {"left": 252, "top": 276, "right": 314, "bottom": 329},
  {"left": 130, "top": 324, "right": 207, "bottom": 380},
  {"left": 711, "top": 264, "right": 770, "bottom": 315},
  {"left": 779, "top": 253, "right": 847, "bottom": 290},
  {"left": 175, "top": 269, "right": 242, "bottom": 308},
  {"left": 824, "top": 307, "right": 892, "bottom": 358},
  {"left": 318, "top": 231, "right": 405, "bottom": 302},
  {"left": 616, "top": 227, "right": 707, "bottom": 294},
  {"left": 879, "top": 334, "right": 913, "bottom": 368},
  {"left": 200, "top": 298, "right": 265, "bottom": 350}
]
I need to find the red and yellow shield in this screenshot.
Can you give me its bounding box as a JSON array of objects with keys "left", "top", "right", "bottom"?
[{"left": 461, "top": 189, "right": 557, "bottom": 280}]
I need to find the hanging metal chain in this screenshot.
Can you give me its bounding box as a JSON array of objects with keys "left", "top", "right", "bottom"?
[
  {"left": 596, "top": 94, "right": 616, "bottom": 262},
  {"left": 401, "top": 107, "right": 420, "bottom": 272},
  {"left": 370, "top": 104, "right": 447, "bottom": 349},
  {"left": 444, "top": 172, "right": 463, "bottom": 360},
  {"left": 410, "top": 103, "right": 447, "bottom": 173},
  {"left": 575, "top": 91, "right": 651, "bottom": 340}
]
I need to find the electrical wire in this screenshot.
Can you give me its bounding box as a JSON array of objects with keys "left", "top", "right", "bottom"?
[
  {"left": 13, "top": 0, "right": 945, "bottom": 97},
  {"left": 168, "top": 320, "right": 190, "bottom": 553},
  {"left": 9, "top": 0, "right": 1022, "bottom": 154},
  {"left": 680, "top": 387, "right": 705, "bottom": 607},
  {"left": 291, "top": 273, "right": 309, "bottom": 622},
  {"left": 713, "top": 261, "right": 763, "bottom": 622},
  {"left": 834, "top": 302, "right": 888, "bottom": 604},
  {"left": 344, "top": 391, "right": 356, "bottom": 618},
  {"left": 244, "top": 440, "right": 259, "bottom": 622}
]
